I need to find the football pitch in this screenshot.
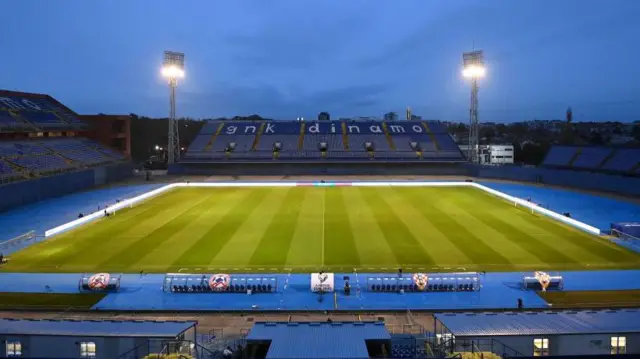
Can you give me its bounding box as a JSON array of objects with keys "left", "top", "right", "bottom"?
[{"left": 4, "top": 186, "right": 640, "bottom": 273}]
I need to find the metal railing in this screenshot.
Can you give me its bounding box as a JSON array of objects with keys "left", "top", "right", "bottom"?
[{"left": 433, "top": 337, "right": 525, "bottom": 358}]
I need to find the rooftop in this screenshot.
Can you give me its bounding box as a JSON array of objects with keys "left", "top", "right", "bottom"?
[
  {"left": 247, "top": 321, "right": 390, "bottom": 359},
  {"left": 435, "top": 310, "right": 640, "bottom": 337},
  {"left": 0, "top": 319, "right": 196, "bottom": 338}
]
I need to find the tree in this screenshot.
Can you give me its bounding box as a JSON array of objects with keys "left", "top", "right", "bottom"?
[
  {"left": 589, "top": 131, "right": 605, "bottom": 145},
  {"left": 633, "top": 125, "right": 640, "bottom": 142},
  {"left": 318, "top": 112, "right": 330, "bottom": 121}
]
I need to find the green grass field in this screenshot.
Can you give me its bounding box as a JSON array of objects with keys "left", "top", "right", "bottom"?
[
  {"left": 0, "top": 293, "right": 105, "bottom": 309},
  {"left": 3, "top": 186, "right": 640, "bottom": 273}
]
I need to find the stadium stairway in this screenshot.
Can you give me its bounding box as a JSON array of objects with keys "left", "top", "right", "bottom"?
[
  {"left": 2, "top": 160, "right": 30, "bottom": 179},
  {"left": 567, "top": 147, "right": 582, "bottom": 167},
  {"left": 250, "top": 122, "right": 266, "bottom": 151},
  {"left": 422, "top": 122, "right": 440, "bottom": 150},
  {"left": 381, "top": 122, "right": 397, "bottom": 150},
  {"left": 341, "top": 122, "right": 349, "bottom": 149},
  {"left": 297, "top": 122, "right": 305, "bottom": 150},
  {"left": 52, "top": 112, "right": 75, "bottom": 126},
  {"left": 7, "top": 110, "right": 38, "bottom": 131},
  {"left": 204, "top": 122, "right": 225, "bottom": 152},
  {"left": 597, "top": 148, "right": 618, "bottom": 169}
]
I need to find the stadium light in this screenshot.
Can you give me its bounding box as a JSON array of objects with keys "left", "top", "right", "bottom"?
[
  {"left": 162, "top": 51, "right": 185, "bottom": 165},
  {"left": 462, "top": 65, "right": 486, "bottom": 78},
  {"left": 161, "top": 65, "right": 185, "bottom": 79},
  {"left": 462, "top": 50, "right": 485, "bottom": 164}
]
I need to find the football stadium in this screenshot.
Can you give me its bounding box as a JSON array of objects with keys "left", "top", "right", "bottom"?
[
  {"left": 2, "top": 5, "right": 640, "bottom": 357},
  {"left": 2, "top": 89, "right": 640, "bottom": 359}
]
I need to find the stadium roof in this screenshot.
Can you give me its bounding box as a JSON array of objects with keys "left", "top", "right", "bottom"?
[
  {"left": 0, "top": 319, "right": 196, "bottom": 338},
  {"left": 247, "top": 321, "right": 390, "bottom": 359},
  {"left": 435, "top": 310, "right": 640, "bottom": 337}
]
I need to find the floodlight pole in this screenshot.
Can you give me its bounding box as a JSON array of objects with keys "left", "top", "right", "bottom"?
[
  {"left": 463, "top": 50, "right": 484, "bottom": 164},
  {"left": 469, "top": 78, "right": 479, "bottom": 163},
  {"left": 162, "top": 51, "right": 184, "bottom": 165},
  {"left": 168, "top": 78, "right": 179, "bottom": 165}
]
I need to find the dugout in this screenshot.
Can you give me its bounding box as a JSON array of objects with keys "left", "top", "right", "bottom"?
[
  {"left": 163, "top": 273, "right": 278, "bottom": 293},
  {"left": 366, "top": 272, "right": 480, "bottom": 292}
]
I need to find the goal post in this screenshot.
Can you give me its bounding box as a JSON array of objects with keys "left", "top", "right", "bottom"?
[
  {"left": 1, "top": 230, "right": 37, "bottom": 255},
  {"left": 611, "top": 228, "right": 640, "bottom": 241}
]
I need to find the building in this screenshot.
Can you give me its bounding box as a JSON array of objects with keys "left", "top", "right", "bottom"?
[
  {"left": 317, "top": 112, "right": 330, "bottom": 121},
  {"left": 459, "top": 144, "right": 515, "bottom": 164},
  {"left": 80, "top": 114, "right": 131, "bottom": 158},
  {"left": 434, "top": 310, "right": 640, "bottom": 357},
  {"left": 384, "top": 112, "right": 398, "bottom": 122},
  {"left": 482, "top": 144, "right": 514, "bottom": 164},
  {"left": 0, "top": 319, "right": 197, "bottom": 358}
]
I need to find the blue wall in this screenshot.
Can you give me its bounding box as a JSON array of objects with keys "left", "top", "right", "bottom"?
[
  {"left": 472, "top": 165, "right": 640, "bottom": 197},
  {"left": 0, "top": 163, "right": 133, "bottom": 213}
]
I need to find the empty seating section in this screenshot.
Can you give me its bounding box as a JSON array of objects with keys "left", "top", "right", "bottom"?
[
  {"left": 0, "top": 138, "right": 124, "bottom": 176},
  {"left": 572, "top": 147, "right": 612, "bottom": 168},
  {"left": 187, "top": 135, "right": 211, "bottom": 152},
  {"left": 0, "top": 94, "right": 86, "bottom": 129},
  {"left": 0, "top": 160, "right": 13, "bottom": 173},
  {"left": 303, "top": 135, "right": 344, "bottom": 151},
  {"left": 347, "top": 134, "right": 389, "bottom": 151},
  {"left": 542, "top": 146, "right": 579, "bottom": 166},
  {"left": 544, "top": 145, "right": 640, "bottom": 174},
  {"left": 256, "top": 135, "right": 298, "bottom": 151},
  {"left": 199, "top": 121, "right": 221, "bottom": 134},
  {"left": 13, "top": 154, "right": 70, "bottom": 172},
  {"left": 0, "top": 110, "right": 22, "bottom": 126},
  {"left": 601, "top": 149, "right": 640, "bottom": 172},
  {"left": 184, "top": 120, "right": 464, "bottom": 161},
  {"left": 19, "top": 111, "right": 65, "bottom": 125},
  {"left": 425, "top": 121, "right": 446, "bottom": 133},
  {"left": 0, "top": 159, "right": 21, "bottom": 182},
  {"left": 44, "top": 139, "right": 115, "bottom": 165},
  {"left": 433, "top": 134, "right": 458, "bottom": 151},
  {"left": 394, "top": 135, "right": 435, "bottom": 151}
]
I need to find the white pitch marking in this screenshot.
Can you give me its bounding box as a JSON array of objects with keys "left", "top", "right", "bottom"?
[{"left": 321, "top": 187, "right": 326, "bottom": 267}]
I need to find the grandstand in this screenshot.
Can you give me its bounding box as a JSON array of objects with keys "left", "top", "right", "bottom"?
[
  {"left": 0, "top": 90, "right": 132, "bottom": 212},
  {"left": 0, "top": 90, "right": 128, "bottom": 184},
  {"left": 542, "top": 145, "right": 640, "bottom": 174},
  {"left": 182, "top": 120, "right": 465, "bottom": 162}
]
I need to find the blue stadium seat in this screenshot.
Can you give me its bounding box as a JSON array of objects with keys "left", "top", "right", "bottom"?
[
  {"left": 183, "top": 120, "right": 465, "bottom": 162},
  {"left": 543, "top": 146, "right": 579, "bottom": 166}
]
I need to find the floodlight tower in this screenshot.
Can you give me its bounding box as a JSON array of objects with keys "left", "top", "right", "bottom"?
[
  {"left": 161, "top": 51, "right": 185, "bottom": 164},
  {"left": 462, "top": 50, "right": 485, "bottom": 163}
]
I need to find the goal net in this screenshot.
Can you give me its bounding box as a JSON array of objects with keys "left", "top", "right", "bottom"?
[
  {"left": 611, "top": 229, "right": 640, "bottom": 242},
  {"left": 0, "top": 230, "right": 37, "bottom": 255}
]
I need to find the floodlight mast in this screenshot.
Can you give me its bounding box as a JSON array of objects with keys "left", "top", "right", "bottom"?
[
  {"left": 162, "top": 51, "right": 185, "bottom": 165},
  {"left": 462, "top": 50, "right": 485, "bottom": 164}
]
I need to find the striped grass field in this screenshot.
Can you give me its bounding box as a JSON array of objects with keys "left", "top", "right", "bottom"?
[{"left": 3, "top": 186, "right": 640, "bottom": 273}]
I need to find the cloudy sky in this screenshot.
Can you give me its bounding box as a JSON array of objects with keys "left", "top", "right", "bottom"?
[{"left": 1, "top": 0, "right": 639, "bottom": 122}]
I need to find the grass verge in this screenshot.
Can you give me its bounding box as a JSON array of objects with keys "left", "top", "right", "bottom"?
[
  {"left": 539, "top": 290, "right": 640, "bottom": 309},
  {"left": 0, "top": 293, "right": 105, "bottom": 310}
]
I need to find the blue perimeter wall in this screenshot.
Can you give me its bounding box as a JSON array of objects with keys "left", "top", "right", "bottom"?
[
  {"left": 0, "top": 163, "right": 133, "bottom": 213},
  {"left": 469, "top": 165, "right": 640, "bottom": 197}
]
